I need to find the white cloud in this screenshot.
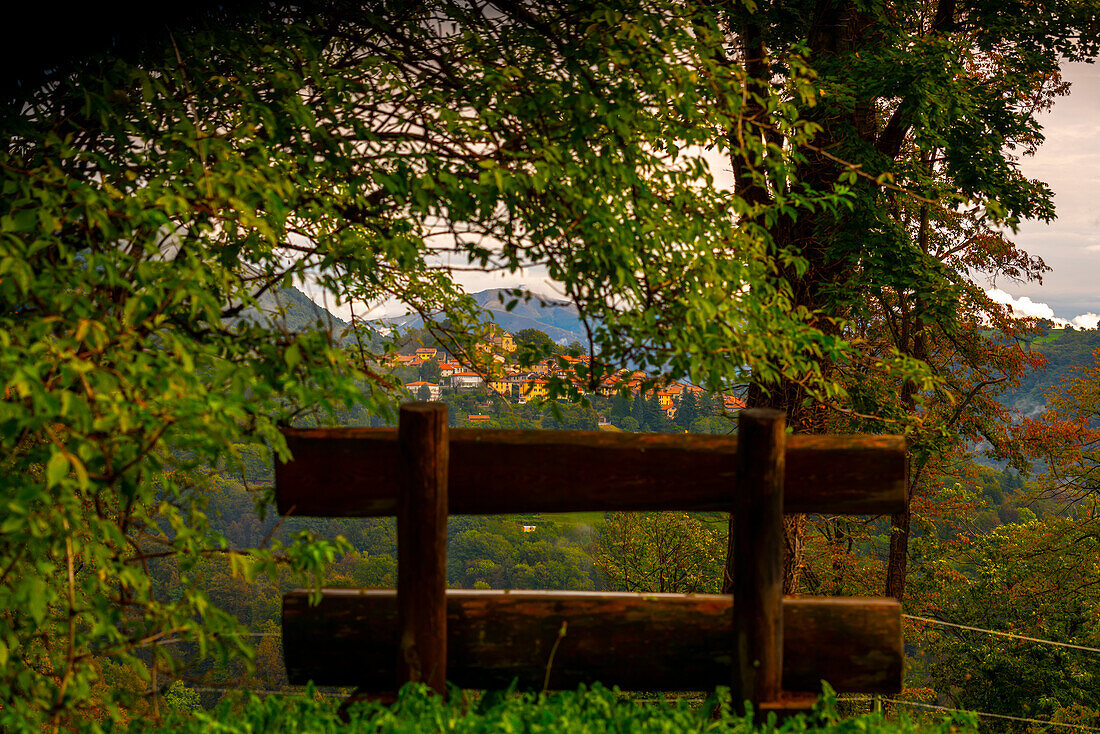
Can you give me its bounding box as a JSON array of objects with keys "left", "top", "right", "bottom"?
[
  {"left": 985, "top": 289, "right": 1099, "bottom": 329},
  {"left": 1072, "top": 313, "right": 1100, "bottom": 330},
  {"left": 986, "top": 288, "right": 1059, "bottom": 320}
]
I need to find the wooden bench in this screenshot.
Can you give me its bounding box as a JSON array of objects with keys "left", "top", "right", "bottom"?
[{"left": 276, "top": 404, "right": 906, "bottom": 713}]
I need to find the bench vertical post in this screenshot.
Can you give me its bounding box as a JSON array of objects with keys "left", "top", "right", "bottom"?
[
  {"left": 397, "top": 403, "right": 449, "bottom": 694},
  {"left": 732, "top": 408, "right": 785, "bottom": 714}
]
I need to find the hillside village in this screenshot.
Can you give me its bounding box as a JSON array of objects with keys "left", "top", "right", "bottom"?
[{"left": 385, "top": 326, "right": 746, "bottom": 425}]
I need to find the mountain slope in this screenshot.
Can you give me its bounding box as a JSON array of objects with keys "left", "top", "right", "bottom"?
[
  {"left": 233, "top": 286, "right": 361, "bottom": 344},
  {"left": 1007, "top": 327, "right": 1100, "bottom": 416},
  {"left": 376, "top": 288, "right": 587, "bottom": 345}
]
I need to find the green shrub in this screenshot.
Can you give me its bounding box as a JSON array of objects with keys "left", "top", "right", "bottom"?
[{"left": 105, "top": 684, "right": 976, "bottom": 734}]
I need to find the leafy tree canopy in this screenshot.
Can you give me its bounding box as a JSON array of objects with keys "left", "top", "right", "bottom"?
[{"left": 0, "top": 1, "right": 856, "bottom": 725}]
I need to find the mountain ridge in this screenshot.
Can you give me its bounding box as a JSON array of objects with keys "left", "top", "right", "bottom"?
[{"left": 373, "top": 288, "right": 587, "bottom": 345}]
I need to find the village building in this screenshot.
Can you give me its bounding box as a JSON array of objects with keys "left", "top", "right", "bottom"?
[
  {"left": 489, "top": 330, "right": 516, "bottom": 353},
  {"left": 518, "top": 378, "right": 549, "bottom": 403},
  {"left": 723, "top": 395, "right": 747, "bottom": 413},
  {"left": 405, "top": 381, "right": 442, "bottom": 400},
  {"left": 451, "top": 371, "right": 485, "bottom": 389},
  {"left": 489, "top": 376, "right": 513, "bottom": 398},
  {"left": 657, "top": 389, "right": 675, "bottom": 409}
]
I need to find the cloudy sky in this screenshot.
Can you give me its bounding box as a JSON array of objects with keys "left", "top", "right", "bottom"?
[{"left": 991, "top": 61, "right": 1100, "bottom": 328}]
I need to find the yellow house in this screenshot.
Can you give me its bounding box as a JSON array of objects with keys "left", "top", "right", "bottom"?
[
  {"left": 491, "top": 330, "right": 516, "bottom": 353},
  {"left": 489, "top": 378, "right": 513, "bottom": 398},
  {"left": 657, "top": 390, "right": 674, "bottom": 409},
  {"left": 519, "top": 379, "right": 549, "bottom": 403}
]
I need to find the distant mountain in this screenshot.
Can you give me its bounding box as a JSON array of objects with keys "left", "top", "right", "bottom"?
[
  {"left": 242, "top": 287, "right": 356, "bottom": 343},
  {"left": 376, "top": 288, "right": 587, "bottom": 345}
]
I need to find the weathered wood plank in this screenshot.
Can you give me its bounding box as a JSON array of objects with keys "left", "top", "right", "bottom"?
[
  {"left": 396, "top": 404, "right": 448, "bottom": 693},
  {"left": 275, "top": 429, "right": 906, "bottom": 517},
  {"left": 282, "top": 590, "right": 903, "bottom": 694},
  {"left": 732, "top": 409, "right": 784, "bottom": 710}
]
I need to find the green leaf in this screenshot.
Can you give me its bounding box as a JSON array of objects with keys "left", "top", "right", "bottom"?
[
  {"left": 45, "top": 452, "right": 69, "bottom": 488},
  {"left": 285, "top": 343, "right": 302, "bottom": 369}
]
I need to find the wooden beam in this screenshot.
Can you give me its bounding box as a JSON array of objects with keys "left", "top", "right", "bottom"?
[
  {"left": 282, "top": 590, "right": 903, "bottom": 694},
  {"left": 275, "top": 429, "right": 906, "bottom": 517},
  {"left": 732, "top": 409, "right": 784, "bottom": 711},
  {"left": 396, "top": 403, "right": 448, "bottom": 693}
]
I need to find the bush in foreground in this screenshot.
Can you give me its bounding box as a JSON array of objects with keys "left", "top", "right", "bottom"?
[{"left": 103, "top": 684, "right": 975, "bottom": 734}]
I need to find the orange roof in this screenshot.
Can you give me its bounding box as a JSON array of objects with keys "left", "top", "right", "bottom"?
[{"left": 468, "top": 414, "right": 491, "bottom": 421}]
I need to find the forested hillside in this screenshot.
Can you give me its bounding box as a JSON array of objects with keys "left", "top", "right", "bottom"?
[{"left": 1009, "top": 325, "right": 1100, "bottom": 415}]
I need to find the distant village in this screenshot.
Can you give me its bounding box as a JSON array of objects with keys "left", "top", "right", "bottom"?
[{"left": 384, "top": 326, "right": 746, "bottom": 423}]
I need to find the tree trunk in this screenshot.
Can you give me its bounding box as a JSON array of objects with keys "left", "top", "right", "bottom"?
[
  {"left": 718, "top": 3, "right": 874, "bottom": 598},
  {"left": 783, "top": 514, "right": 807, "bottom": 594},
  {"left": 724, "top": 383, "right": 809, "bottom": 595},
  {"left": 884, "top": 506, "right": 910, "bottom": 600}
]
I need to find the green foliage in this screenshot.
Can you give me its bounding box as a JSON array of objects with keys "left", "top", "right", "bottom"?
[
  {"left": 675, "top": 391, "right": 700, "bottom": 430},
  {"left": 162, "top": 682, "right": 201, "bottom": 715},
  {"left": 1012, "top": 327, "right": 1100, "bottom": 416},
  {"left": 448, "top": 517, "right": 599, "bottom": 591},
  {"left": 106, "top": 683, "right": 977, "bottom": 734},
  {"left": 595, "top": 513, "right": 727, "bottom": 593},
  {"left": 907, "top": 514, "right": 1100, "bottom": 731},
  {"left": 514, "top": 329, "right": 555, "bottom": 352},
  {"left": 0, "top": 1, "right": 873, "bottom": 724}
]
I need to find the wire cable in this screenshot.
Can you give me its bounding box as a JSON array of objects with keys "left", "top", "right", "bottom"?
[
  {"left": 877, "top": 697, "right": 1100, "bottom": 732},
  {"left": 187, "top": 685, "right": 344, "bottom": 698},
  {"left": 903, "top": 614, "right": 1100, "bottom": 654}
]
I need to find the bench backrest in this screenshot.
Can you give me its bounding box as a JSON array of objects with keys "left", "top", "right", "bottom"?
[{"left": 275, "top": 403, "right": 907, "bottom": 713}]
